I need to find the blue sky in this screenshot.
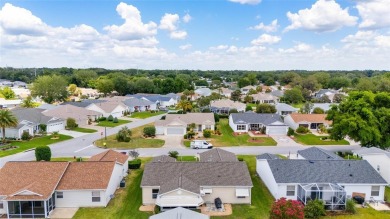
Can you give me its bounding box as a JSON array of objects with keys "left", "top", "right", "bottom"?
[{"left": 0, "top": 0, "right": 389, "bottom": 70}]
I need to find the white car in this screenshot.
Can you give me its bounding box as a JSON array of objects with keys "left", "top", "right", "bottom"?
[{"left": 190, "top": 140, "right": 213, "bottom": 149}]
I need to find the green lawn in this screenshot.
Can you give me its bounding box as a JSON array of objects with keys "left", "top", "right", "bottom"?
[
  {"left": 97, "top": 119, "right": 130, "bottom": 127},
  {"left": 322, "top": 207, "right": 390, "bottom": 219},
  {"left": 177, "top": 156, "right": 198, "bottom": 162},
  {"left": 247, "top": 103, "right": 257, "bottom": 110},
  {"left": 293, "top": 133, "right": 350, "bottom": 145},
  {"left": 73, "top": 158, "right": 153, "bottom": 219},
  {"left": 0, "top": 134, "right": 73, "bottom": 158},
  {"left": 386, "top": 186, "right": 390, "bottom": 202},
  {"left": 130, "top": 111, "right": 165, "bottom": 119},
  {"left": 211, "top": 119, "right": 277, "bottom": 146},
  {"left": 95, "top": 123, "right": 164, "bottom": 149},
  {"left": 71, "top": 127, "right": 97, "bottom": 133},
  {"left": 291, "top": 103, "right": 304, "bottom": 109}
]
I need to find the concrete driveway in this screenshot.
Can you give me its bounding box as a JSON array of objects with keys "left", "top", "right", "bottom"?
[
  {"left": 59, "top": 129, "right": 89, "bottom": 138},
  {"left": 49, "top": 208, "right": 79, "bottom": 219},
  {"left": 157, "top": 135, "right": 184, "bottom": 148},
  {"left": 270, "top": 135, "right": 302, "bottom": 146}
]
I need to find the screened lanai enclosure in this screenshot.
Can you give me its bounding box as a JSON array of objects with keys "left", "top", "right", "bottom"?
[
  {"left": 6, "top": 194, "right": 56, "bottom": 218},
  {"left": 297, "top": 183, "right": 346, "bottom": 210}
]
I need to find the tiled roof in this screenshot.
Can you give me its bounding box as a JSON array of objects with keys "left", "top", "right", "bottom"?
[
  {"left": 123, "top": 98, "right": 155, "bottom": 107},
  {"left": 298, "top": 147, "right": 343, "bottom": 160},
  {"left": 353, "top": 147, "right": 390, "bottom": 158},
  {"left": 266, "top": 159, "right": 387, "bottom": 184},
  {"left": 289, "top": 113, "right": 331, "bottom": 124},
  {"left": 56, "top": 162, "right": 115, "bottom": 190},
  {"left": 152, "top": 155, "right": 177, "bottom": 162},
  {"left": 230, "top": 113, "right": 284, "bottom": 126},
  {"left": 89, "top": 149, "right": 129, "bottom": 165},
  {"left": 251, "top": 93, "right": 278, "bottom": 101},
  {"left": 199, "top": 148, "right": 237, "bottom": 162},
  {"left": 0, "top": 162, "right": 69, "bottom": 200}
]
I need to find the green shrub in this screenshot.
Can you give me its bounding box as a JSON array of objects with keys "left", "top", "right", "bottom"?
[
  {"left": 219, "top": 114, "right": 229, "bottom": 119},
  {"left": 229, "top": 109, "right": 238, "bottom": 114},
  {"left": 35, "top": 146, "right": 51, "bottom": 161},
  {"left": 203, "top": 129, "right": 212, "bottom": 138},
  {"left": 214, "top": 113, "right": 220, "bottom": 122},
  {"left": 113, "top": 117, "right": 118, "bottom": 123},
  {"left": 39, "top": 124, "right": 47, "bottom": 132},
  {"left": 66, "top": 117, "right": 78, "bottom": 129},
  {"left": 76, "top": 157, "right": 83, "bottom": 162},
  {"left": 312, "top": 107, "right": 325, "bottom": 114},
  {"left": 245, "top": 105, "right": 253, "bottom": 112},
  {"left": 287, "top": 127, "right": 295, "bottom": 136},
  {"left": 168, "top": 151, "right": 179, "bottom": 159},
  {"left": 346, "top": 199, "right": 357, "bottom": 214},
  {"left": 202, "top": 108, "right": 211, "bottom": 113},
  {"left": 187, "top": 131, "right": 195, "bottom": 139},
  {"left": 296, "top": 126, "right": 309, "bottom": 134},
  {"left": 99, "top": 117, "right": 107, "bottom": 121},
  {"left": 304, "top": 199, "right": 325, "bottom": 219},
  {"left": 143, "top": 126, "right": 156, "bottom": 137},
  {"left": 116, "top": 127, "right": 132, "bottom": 142},
  {"left": 238, "top": 157, "right": 244, "bottom": 161},
  {"left": 107, "top": 115, "right": 114, "bottom": 121},
  {"left": 21, "top": 131, "right": 31, "bottom": 141},
  {"left": 128, "top": 159, "right": 141, "bottom": 169},
  {"left": 183, "top": 134, "right": 188, "bottom": 139}
]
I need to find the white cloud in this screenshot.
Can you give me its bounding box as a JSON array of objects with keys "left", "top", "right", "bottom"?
[
  {"left": 210, "top": 45, "right": 229, "bottom": 50},
  {"left": 179, "top": 44, "right": 192, "bottom": 50},
  {"left": 249, "top": 19, "right": 279, "bottom": 32},
  {"left": 279, "top": 42, "right": 312, "bottom": 53},
  {"left": 183, "top": 13, "right": 192, "bottom": 23},
  {"left": 342, "top": 30, "right": 390, "bottom": 49},
  {"left": 228, "top": 0, "right": 262, "bottom": 5},
  {"left": 103, "top": 2, "right": 157, "bottom": 40},
  {"left": 356, "top": 0, "right": 390, "bottom": 29},
  {"left": 251, "top": 34, "right": 281, "bottom": 45},
  {"left": 159, "top": 13, "right": 187, "bottom": 40},
  {"left": 285, "top": 0, "right": 358, "bottom": 32}
]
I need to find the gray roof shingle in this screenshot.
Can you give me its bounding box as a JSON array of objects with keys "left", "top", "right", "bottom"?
[
  {"left": 199, "top": 148, "right": 237, "bottom": 162},
  {"left": 230, "top": 113, "right": 284, "bottom": 125},
  {"left": 256, "top": 153, "right": 280, "bottom": 160},
  {"left": 266, "top": 159, "right": 387, "bottom": 184},
  {"left": 150, "top": 207, "right": 209, "bottom": 219},
  {"left": 11, "top": 108, "right": 63, "bottom": 125},
  {"left": 123, "top": 98, "right": 154, "bottom": 107},
  {"left": 298, "top": 147, "right": 343, "bottom": 160}
]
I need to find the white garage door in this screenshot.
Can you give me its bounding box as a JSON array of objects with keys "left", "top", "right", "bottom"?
[
  {"left": 267, "top": 126, "right": 287, "bottom": 135},
  {"left": 166, "top": 127, "right": 185, "bottom": 135},
  {"left": 47, "top": 122, "right": 65, "bottom": 133},
  {"left": 156, "top": 126, "right": 164, "bottom": 135}
]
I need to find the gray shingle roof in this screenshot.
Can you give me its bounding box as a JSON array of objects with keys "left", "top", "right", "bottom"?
[
  {"left": 353, "top": 147, "right": 390, "bottom": 158},
  {"left": 199, "top": 149, "right": 237, "bottom": 162},
  {"left": 266, "top": 159, "right": 387, "bottom": 184},
  {"left": 123, "top": 98, "right": 154, "bottom": 107},
  {"left": 230, "top": 113, "right": 283, "bottom": 125},
  {"left": 275, "top": 103, "right": 298, "bottom": 112},
  {"left": 298, "top": 147, "right": 343, "bottom": 160},
  {"left": 256, "top": 153, "right": 280, "bottom": 160},
  {"left": 152, "top": 155, "right": 177, "bottom": 162},
  {"left": 271, "top": 90, "right": 284, "bottom": 97},
  {"left": 150, "top": 207, "right": 209, "bottom": 219},
  {"left": 141, "top": 162, "right": 253, "bottom": 189},
  {"left": 11, "top": 108, "right": 63, "bottom": 125},
  {"left": 160, "top": 174, "right": 200, "bottom": 194}
]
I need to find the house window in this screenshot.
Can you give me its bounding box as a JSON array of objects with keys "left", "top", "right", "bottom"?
[
  {"left": 237, "top": 125, "right": 246, "bottom": 131},
  {"left": 0, "top": 202, "right": 3, "bottom": 209},
  {"left": 205, "top": 125, "right": 212, "bottom": 130},
  {"left": 286, "top": 185, "right": 295, "bottom": 196},
  {"left": 56, "top": 192, "right": 63, "bottom": 199},
  {"left": 152, "top": 189, "right": 159, "bottom": 199},
  {"left": 371, "top": 186, "right": 380, "bottom": 196},
  {"left": 92, "top": 191, "right": 101, "bottom": 202}
]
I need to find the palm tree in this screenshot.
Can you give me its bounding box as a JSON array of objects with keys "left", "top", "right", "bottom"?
[
  {"left": 177, "top": 100, "right": 193, "bottom": 112},
  {"left": 0, "top": 109, "right": 18, "bottom": 142}
]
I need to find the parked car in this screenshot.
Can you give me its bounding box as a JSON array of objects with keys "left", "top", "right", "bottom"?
[{"left": 190, "top": 140, "right": 213, "bottom": 149}]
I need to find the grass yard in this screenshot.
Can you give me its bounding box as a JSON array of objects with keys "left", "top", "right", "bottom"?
[
  {"left": 293, "top": 133, "right": 350, "bottom": 145},
  {"left": 130, "top": 111, "right": 165, "bottom": 119},
  {"left": 71, "top": 127, "right": 97, "bottom": 133},
  {"left": 211, "top": 119, "right": 277, "bottom": 146},
  {"left": 177, "top": 156, "right": 198, "bottom": 162},
  {"left": 73, "top": 158, "right": 153, "bottom": 219},
  {"left": 95, "top": 123, "right": 164, "bottom": 149},
  {"left": 183, "top": 140, "right": 191, "bottom": 147},
  {"left": 0, "top": 134, "right": 73, "bottom": 158},
  {"left": 322, "top": 207, "right": 390, "bottom": 219},
  {"left": 247, "top": 103, "right": 257, "bottom": 110},
  {"left": 386, "top": 186, "right": 390, "bottom": 201},
  {"left": 97, "top": 119, "right": 130, "bottom": 127}
]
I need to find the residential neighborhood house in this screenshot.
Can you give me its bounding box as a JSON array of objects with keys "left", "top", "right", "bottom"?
[
  {"left": 275, "top": 103, "right": 298, "bottom": 116},
  {"left": 284, "top": 113, "right": 331, "bottom": 130},
  {"left": 229, "top": 113, "right": 288, "bottom": 135},
  {"left": 251, "top": 93, "right": 279, "bottom": 104},
  {"left": 210, "top": 99, "right": 246, "bottom": 114},
  {"left": 42, "top": 104, "right": 102, "bottom": 125},
  {"left": 353, "top": 147, "right": 390, "bottom": 184},
  {"left": 155, "top": 113, "right": 215, "bottom": 135}
]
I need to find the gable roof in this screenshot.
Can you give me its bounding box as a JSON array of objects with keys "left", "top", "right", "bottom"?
[
  {"left": 265, "top": 159, "right": 387, "bottom": 184},
  {"left": 251, "top": 93, "right": 278, "bottom": 101},
  {"left": 160, "top": 174, "right": 200, "bottom": 194},
  {"left": 230, "top": 113, "right": 284, "bottom": 126},
  {"left": 150, "top": 207, "right": 209, "bottom": 219},
  {"left": 89, "top": 149, "right": 129, "bottom": 165},
  {"left": 11, "top": 108, "right": 63, "bottom": 125},
  {"left": 0, "top": 162, "right": 69, "bottom": 200},
  {"left": 42, "top": 104, "right": 102, "bottom": 120},
  {"left": 93, "top": 101, "right": 126, "bottom": 113},
  {"left": 155, "top": 113, "right": 215, "bottom": 126},
  {"left": 199, "top": 148, "right": 237, "bottom": 162},
  {"left": 195, "top": 88, "right": 212, "bottom": 96},
  {"left": 256, "top": 153, "right": 280, "bottom": 160},
  {"left": 288, "top": 113, "right": 331, "bottom": 125},
  {"left": 271, "top": 90, "right": 284, "bottom": 97},
  {"left": 152, "top": 155, "right": 177, "bottom": 162},
  {"left": 56, "top": 162, "right": 115, "bottom": 190},
  {"left": 298, "top": 147, "right": 343, "bottom": 160},
  {"left": 123, "top": 97, "right": 155, "bottom": 107},
  {"left": 275, "top": 103, "right": 298, "bottom": 112},
  {"left": 210, "top": 99, "right": 245, "bottom": 109},
  {"left": 353, "top": 147, "right": 390, "bottom": 158}
]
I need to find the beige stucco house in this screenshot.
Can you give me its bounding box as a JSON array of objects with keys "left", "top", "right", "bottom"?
[{"left": 155, "top": 113, "right": 215, "bottom": 136}]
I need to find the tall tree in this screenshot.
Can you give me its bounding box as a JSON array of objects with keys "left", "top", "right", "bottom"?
[
  {"left": 256, "top": 103, "right": 277, "bottom": 113},
  {"left": 230, "top": 90, "right": 241, "bottom": 101},
  {"left": 96, "top": 78, "right": 114, "bottom": 96},
  {"left": 283, "top": 88, "right": 304, "bottom": 104},
  {"left": 0, "top": 109, "right": 18, "bottom": 142},
  {"left": 177, "top": 100, "right": 193, "bottom": 112},
  {"left": 31, "top": 75, "right": 68, "bottom": 104},
  {"left": 73, "top": 69, "right": 98, "bottom": 87},
  {"left": 21, "top": 96, "right": 38, "bottom": 108}
]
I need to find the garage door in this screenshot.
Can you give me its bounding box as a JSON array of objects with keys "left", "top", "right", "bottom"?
[
  {"left": 267, "top": 126, "right": 287, "bottom": 135},
  {"left": 47, "top": 122, "right": 65, "bottom": 133},
  {"left": 167, "top": 127, "right": 185, "bottom": 135}
]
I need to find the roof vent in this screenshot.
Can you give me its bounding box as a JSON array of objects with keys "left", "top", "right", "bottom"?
[
  {"left": 309, "top": 160, "right": 314, "bottom": 164},
  {"left": 349, "top": 174, "right": 353, "bottom": 177}
]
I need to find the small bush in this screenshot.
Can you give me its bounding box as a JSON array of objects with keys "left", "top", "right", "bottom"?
[
  {"left": 107, "top": 115, "right": 114, "bottom": 121},
  {"left": 202, "top": 108, "right": 211, "bottom": 113},
  {"left": 229, "top": 109, "right": 238, "bottom": 114},
  {"left": 304, "top": 199, "right": 325, "bottom": 219},
  {"left": 346, "top": 199, "right": 357, "bottom": 214},
  {"left": 66, "top": 117, "right": 78, "bottom": 129},
  {"left": 161, "top": 115, "right": 166, "bottom": 120},
  {"left": 245, "top": 105, "right": 253, "bottom": 112},
  {"left": 287, "top": 127, "right": 295, "bottom": 136},
  {"left": 238, "top": 157, "right": 244, "bottom": 161},
  {"left": 39, "top": 124, "right": 47, "bottom": 132},
  {"left": 203, "top": 129, "right": 212, "bottom": 138},
  {"left": 143, "top": 126, "right": 156, "bottom": 137},
  {"left": 260, "top": 126, "right": 266, "bottom": 134},
  {"left": 312, "top": 107, "right": 325, "bottom": 114},
  {"left": 99, "top": 117, "right": 107, "bottom": 121},
  {"left": 76, "top": 157, "right": 83, "bottom": 162},
  {"left": 116, "top": 126, "right": 132, "bottom": 142},
  {"left": 296, "top": 126, "right": 309, "bottom": 134},
  {"left": 35, "top": 146, "right": 51, "bottom": 161},
  {"left": 113, "top": 117, "right": 118, "bottom": 123},
  {"left": 214, "top": 113, "right": 220, "bottom": 122},
  {"left": 21, "top": 131, "right": 31, "bottom": 141},
  {"left": 128, "top": 159, "right": 141, "bottom": 169},
  {"left": 270, "top": 197, "right": 304, "bottom": 219},
  {"left": 219, "top": 114, "right": 229, "bottom": 119},
  {"left": 168, "top": 151, "right": 179, "bottom": 159},
  {"left": 187, "top": 131, "right": 195, "bottom": 139},
  {"left": 183, "top": 134, "right": 188, "bottom": 139}
]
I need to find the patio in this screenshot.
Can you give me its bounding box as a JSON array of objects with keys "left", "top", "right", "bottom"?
[
  {"left": 297, "top": 183, "right": 346, "bottom": 210},
  {"left": 200, "top": 203, "right": 232, "bottom": 216}
]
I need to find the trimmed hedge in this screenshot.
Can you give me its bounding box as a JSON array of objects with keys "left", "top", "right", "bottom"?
[
  {"left": 107, "top": 115, "right": 114, "bottom": 121},
  {"left": 35, "top": 146, "right": 51, "bottom": 161},
  {"left": 128, "top": 159, "right": 141, "bottom": 169}
]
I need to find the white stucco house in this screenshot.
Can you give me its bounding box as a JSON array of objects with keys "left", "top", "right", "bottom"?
[
  {"left": 284, "top": 113, "right": 331, "bottom": 130},
  {"left": 275, "top": 103, "right": 298, "bottom": 116},
  {"left": 256, "top": 153, "right": 387, "bottom": 210},
  {"left": 229, "top": 113, "right": 288, "bottom": 135},
  {"left": 123, "top": 97, "right": 157, "bottom": 112},
  {"left": 155, "top": 113, "right": 215, "bottom": 136}
]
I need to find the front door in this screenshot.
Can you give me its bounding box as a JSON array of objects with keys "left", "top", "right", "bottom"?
[{"left": 198, "top": 125, "right": 202, "bottom": 131}]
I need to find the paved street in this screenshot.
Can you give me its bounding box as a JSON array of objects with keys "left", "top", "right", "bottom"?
[{"left": 0, "top": 113, "right": 362, "bottom": 167}]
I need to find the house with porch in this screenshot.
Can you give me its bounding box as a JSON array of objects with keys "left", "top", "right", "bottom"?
[
  {"left": 155, "top": 113, "right": 215, "bottom": 136},
  {"left": 42, "top": 104, "right": 102, "bottom": 125},
  {"left": 256, "top": 155, "right": 387, "bottom": 210},
  {"left": 141, "top": 149, "right": 252, "bottom": 211},
  {"left": 229, "top": 113, "right": 288, "bottom": 135},
  {"left": 210, "top": 99, "right": 246, "bottom": 114},
  {"left": 284, "top": 113, "right": 331, "bottom": 130},
  {"left": 123, "top": 98, "right": 157, "bottom": 112},
  {"left": 275, "top": 103, "right": 298, "bottom": 116},
  {"left": 251, "top": 93, "right": 279, "bottom": 104}
]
